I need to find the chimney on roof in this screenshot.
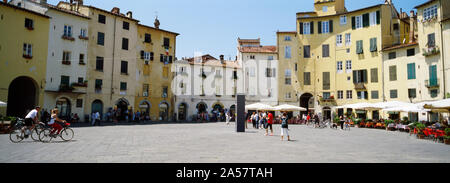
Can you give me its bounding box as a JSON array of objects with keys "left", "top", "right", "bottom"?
[
  {"left": 220, "top": 55, "right": 224, "bottom": 64},
  {"left": 409, "top": 10, "right": 416, "bottom": 43},
  {"left": 111, "top": 7, "right": 120, "bottom": 14},
  {"left": 126, "top": 11, "right": 133, "bottom": 18}
]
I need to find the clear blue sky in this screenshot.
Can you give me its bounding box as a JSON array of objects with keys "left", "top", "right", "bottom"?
[{"left": 47, "top": 0, "right": 428, "bottom": 59}]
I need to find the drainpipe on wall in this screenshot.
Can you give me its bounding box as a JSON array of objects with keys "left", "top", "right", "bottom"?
[{"left": 439, "top": 0, "right": 447, "bottom": 99}]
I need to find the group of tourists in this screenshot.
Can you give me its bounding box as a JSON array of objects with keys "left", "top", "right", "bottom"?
[
  {"left": 196, "top": 109, "right": 234, "bottom": 123},
  {"left": 249, "top": 111, "right": 291, "bottom": 141}
]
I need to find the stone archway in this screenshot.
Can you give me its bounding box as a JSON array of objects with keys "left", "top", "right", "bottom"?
[
  {"left": 56, "top": 97, "right": 71, "bottom": 120},
  {"left": 116, "top": 98, "right": 129, "bottom": 121},
  {"left": 7, "top": 76, "right": 38, "bottom": 118},
  {"left": 300, "top": 93, "right": 314, "bottom": 116},
  {"left": 178, "top": 103, "right": 188, "bottom": 121}
]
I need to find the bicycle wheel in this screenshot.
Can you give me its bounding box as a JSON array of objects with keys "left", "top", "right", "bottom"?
[
  {"left": 60, "top": 128, "right": 74, "bottom": 141},
  {"left": 39, "top": 128, "right": 52, "bottom": 143},
  {"left": 31, "top": 127, "right": 41, "bottom": 142},
  {"left": 9, "top": 128, "right": 24, "bottom": 143}
]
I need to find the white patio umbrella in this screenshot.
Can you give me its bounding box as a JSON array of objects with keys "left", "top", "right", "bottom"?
[
  {"left": 382, "top": 105, "right": 430, "bottom": 113},
  {"left": 423, "top": 99, "right": 450, "bottom": 111},
  {"left": 337, "top": 102, "right": 376, "bottom": 110},
  {"left": 245, "top": 103, "right": 276, "bottom": 111},
  {"left": 373, "top": 101, "right": 416, "bottom": 109},
  {"left": 0, "top": 101, "right": 6, "bottom": 107},
  {"left": 273, "top": 104, "right": 307, "bottom": 112}
]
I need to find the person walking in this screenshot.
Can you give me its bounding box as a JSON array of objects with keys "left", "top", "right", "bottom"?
[
  {"left": 314, "top": 113, "right": 320, "bottom": 128},
  {"left": 91, "top": 112, "right": 96, "bottom": 126},
  {"left": 280, "top": 112, "right": 290, "bottom": 141},
  {"left": 225, "top": 109, "right": 230, "bottom": 125},
  {"left": 95, "top": 112, "right": 101, "bottom": 126},
  {"left": 339, "top": 116, "right": 345, "bottom": 130},
  {"left": 251, "top": 112, "right": 256, "bottom": 129},
  {"left": 254, "top": 112, "right": 260, "bottom": 129},
  {"left": 265, "top": 112, "right": 274, "bottom": 136}
]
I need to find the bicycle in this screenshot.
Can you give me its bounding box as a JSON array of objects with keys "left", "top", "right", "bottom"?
[
  {"left": 9, "top": 118, "right": 47, "bottom": 143},
  {"left": 39, "top": 122, "right": 74, "bottom": 143}
]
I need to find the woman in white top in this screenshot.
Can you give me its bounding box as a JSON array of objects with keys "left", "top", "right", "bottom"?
[{"left": 49, "top": 108, "right": 67, "bottom": 137}]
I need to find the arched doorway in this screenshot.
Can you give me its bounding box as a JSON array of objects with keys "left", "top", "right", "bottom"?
[
  {"left": 7, "top": 76, "right": 38, "bottom": 117},
  {"left": 323, "top": 107, "right": 331, "bottom": 121},
  {"left": 91, "top": 100, "right": 103, "bottom": 117},
  {"left": 139, "top": 100, "right": 151, "bottom": 114},
  {"left": 56, "top": 97, "right": 71, "bottom": 120},
  {"left": 159, "top": 102, "right": 169, "bottom": 121},
  {"left": 196, "top": 102, "right": 207, "bottom": 114},
  {"left": 178, "top": 103, "right": 187, "bottom": 121},
  {"left": 300, "top": 93, "right": 313, "bottom": 116},
  {"left": 116, "top": 98, "right": 129, "bottom": 121}
]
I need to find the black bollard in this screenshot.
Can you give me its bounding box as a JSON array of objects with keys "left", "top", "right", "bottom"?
[{"left": 236, "top": 94, "right": 245, "bottom": 132}]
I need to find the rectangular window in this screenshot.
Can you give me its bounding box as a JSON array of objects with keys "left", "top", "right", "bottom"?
[
  {"left": 63, "top": 25, "right": 73, "bottom": 37},
  {"left": 98, "top": 14, "right": 106, "bottom": 24},
  {"left": 430, "top": 89, "right": 438, "bottom": 98},
  {"left": 304, "top": 45, "right": 311, "bottom": 58},
  {"left": 285, "top": 69, "right": 292, "bottom": 85},
  {"left": 336, "top": 34, "right": 343, "bottom": 46},
  {"left": 304, "top": 72, "right": 311, "bottom": 85},
  {"left": 76, "top": 99, "right": 83, "bottom": 108},
  {"left": 337, "top": 61, "right": 343, "bottom": 73},
  {"left": 353, "top": 70, "right": 367, "bottom": 83},
  {"left": 121, "top": 61, "right": 128, "bottom": 74},
  {"left": 356, "top": 40, "right": 363, "bottom": 54},
  {"left": 390, "top": 90, "right": 398, "bottom": 99},
  {"left": 371, "top": 91, "right": 379, "bottom": 99},
  {"left": 323, "top": 92, "right": 331, "bottom": 99},
  {"left": 408, "top": 88, "right": 417, "bottom": 99},
  {"left": 97, "top": 32, "right": 105, "bottom": 46},
  {"left": 96, "top": 56, "right": 104, "bottom": 71},
  {"left": 346, "top": 90, "right": 353, "bottom": 99},
  {"left": 25, "top": 18, "right": 34, "bottom": 29},
  {"left": 388, "top": 52, "right": 396, "bottom": 59},
  {"left": 363, "top": 13, "right": 370, "bottom": 27},
  {"left": 345, "top": 33, "right": 351, "bottom": 46},
  {"left": 162, "top": 87, "right": 168, "bottom": 98},
  {"left": 164, "top": 38, "right": 170, "bottom": 47},
  {"left": 357, "top": 91, "right": 368, "bottom": 99},
  {"left": 323, "top": 72, "right": 330, "bottom": 90},
  {"left": 285, "top": 46, "right": 291, "bottom": 59},
  {"left": 407, "top": 63, "right": 416, "bottom": 80},
  {"left": 371, "top": 68, "right": 378, "bottom": 83},
  {"left": 424, "top": 5, "right": 438, "bottom": 20},
  {"left": 322, "top": 21, "right": 329, "bottom": 34},
  {"left": 370, "top": 37, "right": 377, "bottom": 52},
  {"left": 80, "top": 29, "right": 87, "bottom": 37},
  {"left": 62, "top": 51, "right": 71, "bottom": 63},
  {"left": 303, "top": 22, "right": 311, "bottom": 34},
  {"left": 95, "top": 79, "right": 102, "bottom": 90},
  {"left": 355, "top": 15, "right": 363, "bottom": 29},
  {"left": 23, "top": 43, "right": 32, "bottom": 57},
  {"left": 145, "top": 33, "right": 152, "bottom": 43},
  {"left": 369, "top": 12, "right": 377, "bottom": 26},
  {"left": 78, "top": 77, "right": 84, "bottom": 84},
  {"left": 427, "top": 33, "right": 435, "bottom": 47},
  {"left": 340, "top": 15, "right": 347, "bottom": 25},
  {"left": 407, "top": 48, "right": 415, "bottom": 56},
  {"left": 337, "top": 91, "right": 344, "bottom": 99},
  {"left": 268, "top": 56, "right": 274, "bottom": 60},
  {"left": 322, "top": 44, "right": 329, "bottom": 57},
  {"left": 143, "top": 84, "right": 149, "bottom": 96},
  {"left": 295, "top": 63, "right": 298, "bottom": 72},
  {"left": 284, "top": 36, "right": 291, "bottom": 41},
  {"left": 120, "top": 82, "right": 127, "bottom": 91},
  {"left": 285, "top": 92, "right": 292, "bottom": 99},
  {"left": 123, "top": 21, "right": 129, "bottom": 30},
  {"left": 346, "top": 60, "right": 352, "bottom": 72},
  {"left": 122, "top": 38, "right": 129, "bottom": 50},
  {"left": 389, "top": 65, "right": 397, "bottom": 81},
  {"left": 60, "top": 76, "right": 70, "bottom": 86}
]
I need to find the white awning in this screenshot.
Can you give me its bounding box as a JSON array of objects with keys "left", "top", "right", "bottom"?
[
  {"left": 245, "top": 103, "right": 276, "bottom": 111},
  {"left": 273, "top": 104, "right": 307, "bottom": 111}
]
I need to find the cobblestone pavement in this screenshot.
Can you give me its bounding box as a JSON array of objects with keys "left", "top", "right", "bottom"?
[{"left": 0, "top": 122, "right": 449, "bottom": 163}]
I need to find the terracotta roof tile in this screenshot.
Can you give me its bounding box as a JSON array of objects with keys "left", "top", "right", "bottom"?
[{"left": 239, "top": 46, "right": 277, "bottom": 53}]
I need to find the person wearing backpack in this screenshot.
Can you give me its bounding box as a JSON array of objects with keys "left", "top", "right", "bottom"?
[{"left": 281, "top": 112, "right": 290, "bottom": 141}]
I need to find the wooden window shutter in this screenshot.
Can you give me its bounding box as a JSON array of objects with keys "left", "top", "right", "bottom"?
[
  {"left": 353, "top": 70, "right": 357, "bottom": 83},
  {"left": 352, "top": 16, "right": 356, "bottom": 29},
  {"left": 310, "top": 21, "right": 314, "bottom": 34},
  {"left": 318, "top": 21, "right": 322, "bottom": 34},
  {"left": 140, "top": 50, "right": 145, "bottom": 59},
  {"left": 329, "top": 20, "right": 333, "bottom": 33},
  {"left": 371, "top": 68, "right": 378, "bottom": 83},
  {"left": 363, "top": 13, "right": 370, "bottom": 27},
  {"left": 376, "top": 11, "right": 381, "bottom": 24},
  {"left": 299, "top": 22, "right": 303, "bottom": 34}
]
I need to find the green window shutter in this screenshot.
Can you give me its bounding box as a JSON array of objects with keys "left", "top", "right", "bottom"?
[
  {"left": 310, "top": 21, "right": 314, "bottom": 34},
  {"left": 353, "top": 70, "right": 357, "bottom": 83},
  {"left": 371, "top": 68, "right": 378, "bottom": 83},
  {"left": 318, "top": 21, "right": 322, "bottom": 34},
  {"left": 389, "top": 66, "right": 397, "bottom": 81},
  {"left": 429, "top": 65, "right": 437, "bottom": 86},
  {"left": 407, "top": 63, "right": 416, "bottom": 80},
  {"left": 362, "top": 70, "right": 368, "bottom": 83},
  {"left": 323, "top": 72, "right": 330, "bottom": 90},
  {"left": 352, "top": 16, "right": 356, "bottom": 29},
  {"left": 356, "top": 40, "right": 363, "bottom": 54},
  {"left": 299, "top": 22, "right": 303, "bottom": 34},
  {"left": 363, "top": 13, "right": 370, "bottom": 27},
  {"left": 370, "top": 38, "right": 377, "bottom": 52},
  {"left": 376, "top": 11, "right": 381, "bottom": 24},
  {"left": 329, "top": 20, "right": 333, "bottom": 33}
]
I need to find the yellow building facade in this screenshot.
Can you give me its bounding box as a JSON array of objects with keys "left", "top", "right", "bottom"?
[
  {"left": 276, "top": 32, "right": 300, "bottom": 107},
  {"left": 135, "top": 23, "right": 178, "bottom": 121},
  {"left": 293, "top": 0, "right": 408, "bottom": 120},
  {"left": 0, "top": 2, "right": 49, "bottom": 118}
]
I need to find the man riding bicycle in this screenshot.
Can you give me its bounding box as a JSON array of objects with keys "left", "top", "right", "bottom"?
[{"left": 24, "top": 106, "right": 41, "bottom": 137}]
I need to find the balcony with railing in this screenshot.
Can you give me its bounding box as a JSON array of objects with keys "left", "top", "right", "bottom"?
[{"left": 425, "top": 79, "right": 439, "bottom": 88}]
